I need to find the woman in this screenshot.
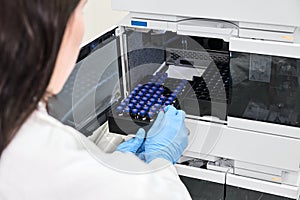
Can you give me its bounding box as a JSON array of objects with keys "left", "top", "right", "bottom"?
[{"left": 0, "top": 0, "right": 191, "bottom": 199}]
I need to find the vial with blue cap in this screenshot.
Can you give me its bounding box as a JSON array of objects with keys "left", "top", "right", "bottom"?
[
  {"left": 128, "top": 103, "right": 134, "bottom": 109},
  {"left": 164, "top": 101, "right": 171, "bottom": 106},
  {"left": 134, "top": 96, "right": 141, "bottom": 101},
  {"left": 145, "top": 94, "right": 151, "bottom": 99},
  {"left": 120, "top": 102, "right": 127, "bottom": 108},
  {"left": 138, "top": 91, "right": 144, "bottom": 96},
  {"left": 116, "top": 106, "right": 123, "bottom": 115},
  {"left": 159, "top": 87, "right": 164, "bottom": 92},
  {"left": 143, "top": 106, "right": 149, "bottom": 112},
  {"left": 135, "top": 104, "right": 142, "bottom": 111},
  {"left": 149, "top": 98, "right": 156, "bottom": 104},
  {"left": 139, "top": 110, "right": 147, "bottom": 120},
  {"left": 157, "top": 99, "right": 163, "bottom": 105},
  {"left": 141, "top": 88, "right": 147, "bottom": 93},
  {"left": 137, "top": 84, "right": 143, "bottom": 89},
  {"left": 170, "top": 93, "right": 177, "bottom": 99},
  {"left": 124, "top": 107, "right": 130, "bottom": 116},
  {"left": 151, "top": 86, "right": 157, "bottom": 92},
  {"left": 131, "top": 99, "right": 138, "bottom": 105},
  {"left": 153, "top": 94, "right": 159, "bottom": 99},
  {"left": 128, "top": 94, "right": 133, "bottom": 99},
  {"left": 168, "top": 96, "right": 175, "bottom": 103},
  {"left": 142, "top": 97, "right": 148, "bottom": 102},
  {"left": 139, "top": 101, "right": 145, "bottom": 107},
  {"left": 148, "top": 89, "right": 154, "bottom": 95},
  {"left": 146, "top": 101, "right": 152, "bottom": 107},
  {"left": 160, "top": 95, "right": 166, "bottom": 101},
  {"left": 150, "top": 106, "right": 157, "bottom": 113},
  {"left": 147, "top": 111, "right": 155, "bottom": 120},
  {"left": 131, "top": 109, "right": 138, "bottom": 119}
]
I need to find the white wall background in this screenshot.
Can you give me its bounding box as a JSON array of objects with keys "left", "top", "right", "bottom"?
[{"left": 83, "top": 0, "right": 127, "bottom": 42}]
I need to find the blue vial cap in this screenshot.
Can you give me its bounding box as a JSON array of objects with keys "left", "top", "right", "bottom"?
[
  {"left": 137, "top": 84, "right": 143, "bottom": 89},
  {"left": 136, "top": 104, "right": 142, "bottom": 110},
  {"left": 151, "top": 86, "right": 157, "bottom": 91},
  {"left": 150, "top": 98, "right": 156, "bottom": 104},
  {"left": 131, "top": 99, "right": 137, "bottom": 105},
  {"left": 146, "top": 102, "right": 153, "bottom": 107},
  {"left": 135, "top": 96, "right": 141, "bottom": 101},
  {"left": 124, "top": 98, "right": 130, "bottom": 104},
  {"left": 159, "top": 87, "right": 164, "bottom": 92},
  {"left": 148, "top": 89, "right": 154, "bottom": 95},
  {"left": 157, "top": 99, "right": 163, "bottom": 105},
  {"left": 141, "top": 88, "right": 147, "bottom": 93},
  {"left": 156, "top": 91, "right": 162, "bottom": 96},
  {"left": 151, "top": 107, "right": 157, "bottom": 112},
  {"left": 160, "top": 95, "right": 166, "bottom": 101},
  {"left": 120, "top": 102, "right": 127, "bottom": 107},
  {"left": 144, "top": 85, "right": 150, "bottom": 89},
  {"left": 153, "top": 94, "right": 159, "bottom": 99},
  {"left": 125, "top": 107, "right": 130, "bottom": 114},
  {"left": 148, "top": 112, "right": 155, "bottom": 118},
  {"left": 132, "top": 109, "right": 138, "bottom": 115},
  {"left": 171, "top": 93, "right": 177, "bottom": 98},
  {"left": 142, "top": 97, "right": 148, "bottom": 102},
  {"left": 145, "top": 94, "right": 151, "bottom": 99},
  {"left": 138, "top": 91, "right": 144, "bottom": 96},
  {"left": 168, "top": 97, "right": 174, "bottom": 102},
  {"left": 164, "top": 101, "right": 171, "bottom": 106},
  {"left": 143, "top": 106, "right": 149, "bottom": 111},
  {"left": 117, "top": 106, "right": 123, "bottom": 112},
  {"left": 147, "top": 82, "right": 153, "bottom": 86},
  {"left": 128, "top": 94, "right": 133, "bottom": 99},
  {"left": 128, "top": 103, "right": 134, "bottom": 109},
  {"left": 130, "top": 90, "right": 136, "bottom": 95},
  {"left": 139, "top": 101, "right": 145, "bottom": 106},
  {"left": 140, "top": 110, "right": 146, "bottom": 117}
]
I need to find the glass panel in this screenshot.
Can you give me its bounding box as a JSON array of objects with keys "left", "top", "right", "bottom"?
[
  {"left": 48, "top": 29, "right": 122, "bottom": 135},
  {"left": 229, "top": 52, "right": 300, "bottom": 127},
  {"left": 108, "top": 29, "right": 231, "bottom": 135}
]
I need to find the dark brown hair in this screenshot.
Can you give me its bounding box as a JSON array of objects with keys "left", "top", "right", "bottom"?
[{"left": 0, "top": 0, "right": 81, "bottom": 155}]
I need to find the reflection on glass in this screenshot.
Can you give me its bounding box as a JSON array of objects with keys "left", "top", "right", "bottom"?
[{"left": 229, "top": 52, "right": 300, "bottom": 127}]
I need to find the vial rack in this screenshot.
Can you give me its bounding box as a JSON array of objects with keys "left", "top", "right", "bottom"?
[{"left": 108, "top": 73, "right": 189, "bottom": 135}]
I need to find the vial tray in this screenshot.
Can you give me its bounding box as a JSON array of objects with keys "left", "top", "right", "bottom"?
[
  {"left": 182, "top": 63, "right": 232, "bottom": 120},
  {"left": 108, "top": 73, "right": 189, "bottom": 135}
]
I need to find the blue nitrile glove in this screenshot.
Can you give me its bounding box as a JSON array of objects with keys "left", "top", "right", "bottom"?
[
  {"left": 139, "top": 105, "right": 188, "bottom": 164},
  {"left": 116, "top": 128, "right": 146, "bottom": 154}
]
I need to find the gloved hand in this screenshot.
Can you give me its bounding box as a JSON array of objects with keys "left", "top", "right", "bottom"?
[
  {"left": 116, "top": 128, "right": 146, "bottom": 154},
  {"left": 139, "top": 105, "right": 188, "bottom": 164}
]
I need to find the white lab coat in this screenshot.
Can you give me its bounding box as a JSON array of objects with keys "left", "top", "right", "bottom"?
[{"left": 0, "top": 108, "right": 192, "bottom": 200}]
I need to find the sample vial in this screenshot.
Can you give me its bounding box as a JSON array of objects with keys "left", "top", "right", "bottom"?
[
  {"left": 135, "top": 104, "right": 142, "bottom": 111},
  {"left": 124, "top": 107, "right": 130, "bottom": 116},
  {"left": 139, "top": 101, "right": 145, "bottom": 107},
  {"left": 149, "top": 98, "right": 156, "bottom": 104},
  {"left": 116, "top": 106, "right": 123, "bottom": 114},
  {"left": 142, "top": 97, "right": 148, "bottom": 102},
  {"left": 120, "top": 102, "right": 127, "bottom": 108}
]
